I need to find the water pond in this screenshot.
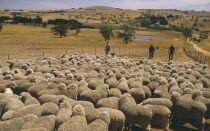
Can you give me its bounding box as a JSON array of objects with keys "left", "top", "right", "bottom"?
[{"left": 134, "top": 35, "right": 169, "bottom": 41}]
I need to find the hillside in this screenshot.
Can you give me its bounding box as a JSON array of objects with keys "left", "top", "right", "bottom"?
[{"left": 83, "top": 6, "right": 118, "bottom": 10}]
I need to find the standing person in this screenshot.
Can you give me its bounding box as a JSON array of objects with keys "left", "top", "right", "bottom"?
[
  {"left": 149, "top": 44, "right": 155, "bottom": 59},
  {"left": 168, "top": 44, "right": 175, "bottom": 61},
  {"left": 104, "top": 42, "right": 111, "bottom": 56}
]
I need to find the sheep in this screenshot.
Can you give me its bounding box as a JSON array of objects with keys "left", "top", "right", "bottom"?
[
  {"left": 105, "top": 73, "right": 119, "bottom": 89},
  {"left": 21, "top": 115, "right": 56, "bottom": 131},
  {"left": 108, "top": 88, "right": 122, "bottom": 98},
  {"left": 0, "top": 114, "right": 38, "bottom": 131},
  {"left": 10, "top": 104, "right": 43, "bottom": 119},
  {"left": 129, "top": 88, "right": 145, "bottom": 104},
  {"left": 4, "top": 88, "right": 13, "bottom": 95},
  {"left": 148, "top": 81, "right": 160, "bottom": 92},
  {"left": 28, "top": 84, "right": 49, "bottom": 98},
  {"left": 84, "top": 107, "right": 100, "bottom": 124},
  {"left": 98, "top": 108, "right": 125, "bottom": 131},
  {"left": 139, "top": 86, "right": 151, "bottom": 99},
  {"left": 193, "top": 89, "right": 210, "bottom": 118},
  {"left": 96, "top": 97, "right": 119, "bottom": 109},
  {"left": 58, "top": 105, "right": 87, "bottom": 131},
  {"left": 86, "top": 111, "right": 110, "bottom": 131},
  {"left": 88, "top": 73, "right": 104, "bottom": 90},
  {"left": 140, "top": 105, "right": 171, "bottom": 131},
  {"left": 119, "top": 94, "right": 152, "bottom": 131},
  {"left": 55, "top": 100, "right": 72, "bottom": 129},
  {"left": 129, "top": 77, "right": 143, "bottom": 89},
  {"left": 117, "top": 78, "right": 129, "bottom": 94},
  {"left": 171, "top": 92, "right": 206, "bottom": 131},
  {"left": 140, "top": 98, "right": 173, "bottom": 109},
  {"left": 39, "top": 95, "right": 68, "bottom": 105},
  {"left": 42, "top": 102, "right": 59, "bottom": 116},
  {"left": 80, "top": 84, "right": 109, "bottom": 106},
  {"left": 3, "top": 98, "right": 25, "bottom": 113},
  {"left": 20, "top": 92, "right": 40, "bottom": 105}
]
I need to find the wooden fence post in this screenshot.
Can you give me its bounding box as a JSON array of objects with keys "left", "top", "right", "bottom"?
[
  {"left": 200, "top": 54, "right": 203, "bottom": 63},
  {"left": 8, "top": 54, "right": 10, "bottom": 60},
  {"left": 43, "top": 51, "right": 44, "bottom": 57},
  {"left": 66, "top": 49, "right": 67, "bottom": 54},
  {"left": 82, "top": 46, "right": 84, "bottom": 54}
]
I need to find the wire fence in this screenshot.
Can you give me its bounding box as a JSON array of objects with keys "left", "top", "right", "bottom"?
[{"left": 0, "top": 46, "right": 151, "bottom": 61}]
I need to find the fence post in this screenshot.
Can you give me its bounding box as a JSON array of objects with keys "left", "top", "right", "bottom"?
[
  {"left": 66, "top": 49, "right": 67, "bottom": 54},
  {"left": 204, "top": 56, "right": 206, "bottom": 64},
  {"left": 8, "top": 54, "right": 10, "bottom": 60},
  {"left": 43, "top": 51, "right": 44, "bottom": 57},
  {"left": 82, "top": 46, "right": 84, "bottom": 54}
]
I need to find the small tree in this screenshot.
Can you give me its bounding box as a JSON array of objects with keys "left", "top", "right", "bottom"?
[
  {"left": 183, "top": 28, "right": 192, "bottom": 41},
  {"left": 0, "top": 24, "right": 2, "bottom": 32},
  {"left": 99, "top": 26, "right": 114, "bottom": 41},
  {"left": 117, "top": 24, "right": 137, "bottom": 44},
  {"left": 52, "top": 23, "right": 69, "bottom": 38}
]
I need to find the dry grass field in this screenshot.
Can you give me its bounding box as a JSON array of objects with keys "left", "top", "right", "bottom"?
[{"left": 0, "top": 24, "right": 192, "bottom": 62}]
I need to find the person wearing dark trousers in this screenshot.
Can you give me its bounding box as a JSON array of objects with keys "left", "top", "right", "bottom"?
[
  {"left": 149, "top": 44, "right": 155, "bottom": 59},
  {"left": 168, "top": 44, "right": 175, "bottom": 61}
]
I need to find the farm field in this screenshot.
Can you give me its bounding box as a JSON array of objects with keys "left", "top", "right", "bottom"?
[{"left": 0, "top": 24, "right": 192, "bottom": 62}]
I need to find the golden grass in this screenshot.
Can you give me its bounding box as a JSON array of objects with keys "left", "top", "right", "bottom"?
[{"left": 0, "top": 24, "right": 192, "bottom": 62}]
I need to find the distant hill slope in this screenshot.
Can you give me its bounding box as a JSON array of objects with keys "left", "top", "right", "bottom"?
[{"left": 83, "top": 6, "right": 118, "bottom": 10}]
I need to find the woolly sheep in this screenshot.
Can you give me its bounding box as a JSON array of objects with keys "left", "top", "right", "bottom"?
[
  {"left": 86, "top": 111, "right": 110, "bottom": 131},
  {"left": 140, "top": 105, "right": 171, "bottom": 131},
  {"left": 119, "top": 94, "right": 152, "bottom": 131},
  {"left": 10, "top": 104, "right": 43, "bottom": 119},
  {"left": 20, "top": 92, "right": 40, "bottom": 105},
  {"left": 140, "top": 98, "right": 173, "bottom": 109},
  {"left": 108, "top": 88, "right": 122, "bottom": 98},
  {"left": 98, "top": 108, "right": 125, "bottom": 131},
  {"left": 21, "top": 115, "right": 56, "bottom": 131},
  {"left": 55, "top": 100, "right": 72, "bottom": 129},
  {"left": 117, "top": 78, "right": 129, "bottom": 94},
  {"left": 4, "top": 88, "right": 13, "bottom": 95},
  {"left": 129, "top": 88, "right": 145, "bottom": 104},
  {"left": 105, "top": 73, "right": 119, "bottom": 89},
  {"left": 0, "top": 114, "right": 38, "bottom": 131},
  {"left": 193, "top": 89, "right": 210, "bottom": 118},
  {"left": 88, "top": 73, "right": 104, "bottom": 90},
  {"left": 42, "top": 102, "right": 59, "bottom": 116},
  {"left": 80, "top": 84, "right": 109, "bottom": 106},
  {"left": 171, "top": 92, "right": 206, "bottom": 131},
  {"left": 96, "top": 97, "right": 119, "bottom": 109},
  {"left": 58, "top": 105, "right": 87, "bottom": 131}
]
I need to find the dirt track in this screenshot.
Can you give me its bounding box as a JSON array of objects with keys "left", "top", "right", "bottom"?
[{"left": 187, "top": 39, "right": 210, "bottom": 56}]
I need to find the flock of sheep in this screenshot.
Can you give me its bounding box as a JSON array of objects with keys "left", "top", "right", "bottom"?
[{"left": 0, "top": 52, "right": 210, "bottom": 131}]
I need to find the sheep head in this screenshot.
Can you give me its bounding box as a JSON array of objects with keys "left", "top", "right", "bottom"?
[{"left": 72, "top": 104, "right": 85, "bottom": 116}]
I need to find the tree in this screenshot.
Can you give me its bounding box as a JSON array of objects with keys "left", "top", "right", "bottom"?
[
  {"left": 99, "top": 26, "right": 114, "bottom": 41},
  {"left": 150, "top": 15, "right": 158, "bottom": 25},
  {"left": 141, "top": 19, "right": 150, "bottom": 27},
  {"left": 199, "top": 31, "right": 208, "bottom": 43},
  {"left": 0, "top": 24, "right": 3, "bottom": 32},
  {"left": 182, "top": 28, "right": 192, "bottom": 40},
  {"left": 117, "top": 24, "right": 137, "bottom": 44},
  {"left": 159, "top": 17, "right": 168, "bottom": 25},
  {"left": 51, "top": 23, "right": 69, "bottom": 38}
]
